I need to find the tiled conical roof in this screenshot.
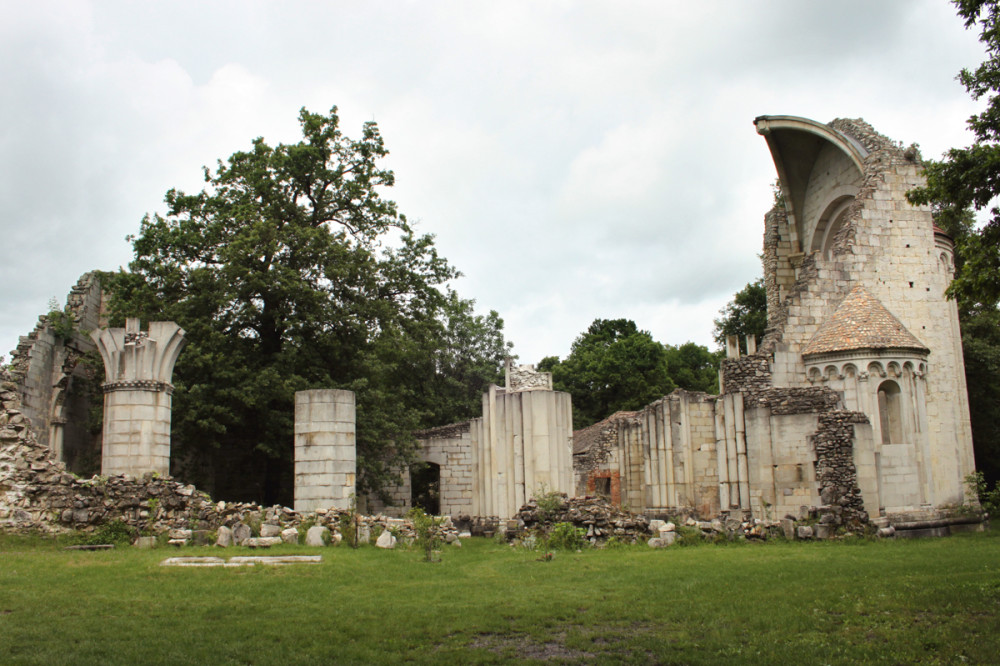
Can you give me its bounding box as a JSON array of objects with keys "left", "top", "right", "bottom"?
[{"left": 802, "top": 285, "right": 928, "bottom": 357}]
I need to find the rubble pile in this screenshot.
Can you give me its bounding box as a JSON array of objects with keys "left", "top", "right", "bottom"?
[
  {"left": 514, "top": 493, "right": 650, "bottom": 544},
  {"left": 1, "top": 368, "right": 462, "bottom": 546}
]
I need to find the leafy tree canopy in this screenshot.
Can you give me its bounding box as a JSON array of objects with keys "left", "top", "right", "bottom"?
[
  {"left": 541, "top": 319, "right": 720, "bottom": 429},
  {"left": 109, "top": 107, "right": 512, "bottom": 504},
  {"left": 906, "top": 1, "right": 1000, "bottom": 313},
  {"left": 713, "top": 278, "right": 767, "bottom": 352},
  {"left": 905, "top": 0, "right": 1000, "bottom": 484}
]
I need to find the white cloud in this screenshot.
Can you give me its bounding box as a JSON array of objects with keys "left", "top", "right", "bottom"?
[{"left": 0, "top": 0, "right": 990, "bottom": 370}]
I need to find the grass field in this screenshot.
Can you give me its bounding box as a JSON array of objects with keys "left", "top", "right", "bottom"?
[{"left": 1, "top": 530, "right": 998, "bottom": 664}]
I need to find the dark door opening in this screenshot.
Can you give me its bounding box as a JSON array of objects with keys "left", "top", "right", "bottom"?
[
  {"left": 411, "top": 462, "right": 441, "bottom": 515},
  {"left": 594, "top": 476, "right": 611, "bottom": 498}
]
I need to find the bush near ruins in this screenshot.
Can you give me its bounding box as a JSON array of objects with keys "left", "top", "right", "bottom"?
[{"left": 108, "top": 107, "right": 512, "bottom": 505}]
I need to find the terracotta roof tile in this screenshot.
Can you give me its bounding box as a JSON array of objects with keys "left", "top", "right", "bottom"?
[{"left": 802, "top": 285, "right": 928, "bottom": 357}]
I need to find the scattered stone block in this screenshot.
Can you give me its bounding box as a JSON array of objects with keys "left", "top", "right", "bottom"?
[
  {"left": 780, "top": 518, "right": 796, "bottom": 539},
  {"left": 281, "top": 527, "right": 299, "bottom": 544},
  {"left": 877, "top": 526, "right": 896, "bottom": 538},
  {"left": 796, "top": 525, "right": 814, "bottom": 539},
  {"left": 243, "top": 537, "right": 282, "bottom": 548},
  {"left": 305, "top": 525, "right": 329, "bottom": 547},
  {"left": 260, "top": 524, "right": 282, "bottom": 538},
  {"left": 160, "top": 557, "right": 225, "bottom": 567},
  {"left": 232, "top": 523, "right": 251, "bottom": 545},
  {"left": 813, "top": 524, "right": 834, "bottom": 539},
  {"left": 228, "top": 556, "right": 321, "bottom": 565},
  {"left": 134, "top": 536, "right": 158, "bottom": 549},
  {"left": 216, "top": 526, "right": 233, "bottom": 548},
  {"left": 648, "top": 519, "right": 666, "bottom": 533},
  {"left": 376, "top": 530, "right": 396, "bottom": 549}
]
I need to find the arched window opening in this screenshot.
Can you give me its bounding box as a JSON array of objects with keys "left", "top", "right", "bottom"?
[
  {"left": 410, "top": 462, "right": 441, "bottom": 515},
  {"left": 877, "top": 380, "right": 903, "bottom": 445}
]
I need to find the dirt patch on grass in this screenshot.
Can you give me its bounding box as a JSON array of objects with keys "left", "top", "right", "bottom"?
[
  {"left": 470, "top": 632, "right": 595, "bottom": 661},
  {"left": 467, "top": 623, "right": 657, "bottom": 662}
]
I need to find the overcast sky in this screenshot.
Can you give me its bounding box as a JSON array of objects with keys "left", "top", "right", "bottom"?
[{"left": 0, "top": 1, "right": 988, "bottom": 366}]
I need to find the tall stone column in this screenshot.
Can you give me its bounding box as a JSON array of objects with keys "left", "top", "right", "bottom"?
[
  {"left": 91, "top": 318, "right": 186, "bottom": 477},
  {"left": 294, "top": 389, "right": 356, "bottom": 512}
]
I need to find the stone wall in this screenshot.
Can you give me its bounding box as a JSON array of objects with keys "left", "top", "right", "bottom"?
[
  {"left": 8, "top": 272, "right": 105, "bottom": 470},
  {"left": 720, "top": 354, "right": 771, "bottom": 397},
  {"left": 756, "top": 116, "right": 976, "bottom": 513},
  {"left": 1, "top": 366, "right": 214, "bottom": 533},
  {"left": 813, "top": 410, "right": 871, "bottom": 526},
  {"left": 367, "top": 420, "right": 477, "bottom": 517}
]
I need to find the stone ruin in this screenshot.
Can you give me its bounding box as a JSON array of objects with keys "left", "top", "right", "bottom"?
[{"left": 1, "top": 115, "right": 988, "bottom": 544}]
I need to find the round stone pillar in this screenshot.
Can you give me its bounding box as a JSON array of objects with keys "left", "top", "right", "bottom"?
[
  {"left": 91, "top": 319, "right": 185, "bottom": 477},
  {"left": 294, "top": 389, "right": 356, "bottom": 512}
]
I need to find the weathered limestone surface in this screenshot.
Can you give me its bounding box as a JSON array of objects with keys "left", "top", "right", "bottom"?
[
  {"left": 370, "top": 364, "right": 573, "bottom": 519},
  {"left": 90, "top": 318, "right": 185, "bottom": 477},
  {"left": 571, "top": 117, "right": 978, "bottom": 529},
  {"left": 9, "top": 272, "right": 105, "bottom": 468},
  {"left": 756, "top": 116, "right": 975, "bottom": 511},
  {"left": 293, "top": 389, "right": 356, "bottom": 513}
]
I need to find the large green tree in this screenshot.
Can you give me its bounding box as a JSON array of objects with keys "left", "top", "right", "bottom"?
[
  {"left": 713, "top": 278, "right": 767, "bottom": 353},
  {"left": 539, "top": 319, "right": 673, "bottom": 429},
  {"left": 110, "top": 107, "right": 511, "bottom": 504},
  {"left": 905, "top": 0, "right": 1000, "bottom": 485},
  {"left": 539, "top": 319, "right": 721, "bottom": 429}
]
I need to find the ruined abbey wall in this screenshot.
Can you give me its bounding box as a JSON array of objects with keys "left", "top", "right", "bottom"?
[
  {"left": 370, "top": 365, "right": 573, "bottom": 518},
  {"left": 8, "top": 273, "right": 105, "bottom": 473},
  {"left": 758, "top": 117, "right": 975, "bottom": 510}
]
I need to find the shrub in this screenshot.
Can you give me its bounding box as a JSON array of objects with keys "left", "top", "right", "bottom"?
[
  {"left": 407, "top": 507, "right": 441, "bottom": 562},
  {"left": 534, "top": 486, "right": 565, "bottom": 523},
  {"left": 966, "top": 472, "right": 1000, "bottom": 516},
  {"left": 676, "top": 526, "right": 705, "bottom": 547},
  {"left": 338, "top": 498, "right": 360, "bottom": 549},
  {"left": 80, "top": 519, "right": 137, "bottom": 547},
  {"left": 545, "top": 522, "right": 586, "bottom": 551}
]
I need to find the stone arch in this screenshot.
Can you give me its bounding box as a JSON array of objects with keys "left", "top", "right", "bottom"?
[
  {"left": 939, "top": 252, "right": 952, "bottom": 273},
  {"left": 843, "top": 363, "right": 858, "bottom": 378},
  {"left": 811, "top": 192, "right": 856, "bottom": 259},
  {"left": 867, "top": 361, "right": 885, "bottom": 379},
  {"left": 755, "top": 115, "right": 867, "bottom": 254},
  {"left": 887, "top": 361, "right": 902, "bottom": 378}
]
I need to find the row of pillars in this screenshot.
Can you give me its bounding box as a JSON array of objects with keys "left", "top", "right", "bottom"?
[{"left": 91, "top": 320, "right": 355, "bottom": 512}]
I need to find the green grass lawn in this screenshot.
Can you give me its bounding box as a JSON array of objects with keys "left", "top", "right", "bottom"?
[{"left": 1, "top": 531, "right": 998, "bottom": 665}]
